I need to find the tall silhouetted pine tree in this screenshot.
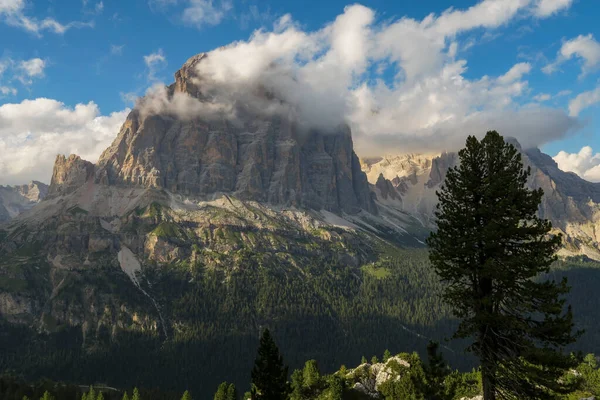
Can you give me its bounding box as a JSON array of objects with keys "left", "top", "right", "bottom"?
[
  {"left": 427, "top": 131, "right": 580, "bottom": 400},
  {"left": 423, "top": 342, "right": 450, "bottom": 400},
  {"left": 251, "top": 329, "right": 289, "bottom": 400}
]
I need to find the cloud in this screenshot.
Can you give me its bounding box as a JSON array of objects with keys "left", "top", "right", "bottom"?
[
  {"left": 497, "top": 62, "right": 531, "bottom": 84},
  {"left": 165, "top": 1, "right": 578, "bottom": 155},
  {"left": 0, "top": 98, "right": 129, "bottom": 185},
  {"left": 543, "top": 34, "right": 600, "bottom": 77},
  {"left": 149, "top": 0, "right": 232, "bottom": 28},
  {"left": 16, "top": 58, "right": 46, "bottom": 85},
  {"left": 0, "top": 57, "right": 46, "bottom": 86},
  {"left": 0, "top": 0, "right": 94, "bottom": 36},
  {"left": 182, "top": 0, "right": 232, "bottom": 27},
  {"left": 144, "top": 49, "right": 168, "bottom": 81},
  {"left": 554, "top": 146, "right": 600, "bottom": 182},
  {"left": 533, "top": 0, "right": 573, "bottom": 17},
  {"left": 568, "top": 86, "right": 600, "bottom": 116},
  {"left": 0, "top": 86, "right": 17, "bottom": 96},
  {"left": 111, "top": 44, "right": 125, "bottom": 56},
  {"left": 19, "top": 58, "right": 45, "bottom": 77},
  {"left": 533, "top": 93, "right": 551, "bottom": 102}
]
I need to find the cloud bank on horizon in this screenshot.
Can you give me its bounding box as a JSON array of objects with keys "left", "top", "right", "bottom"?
[{"left": 1, "top": 0, "right": 599, "bottom": 184}]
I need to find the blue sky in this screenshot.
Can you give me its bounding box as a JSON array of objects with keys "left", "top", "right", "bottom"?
[{"left": 1, "top": 0, "right": 600, "bottom": 184}]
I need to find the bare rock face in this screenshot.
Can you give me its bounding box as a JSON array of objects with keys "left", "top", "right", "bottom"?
[
  {"left": 0, "top": 181, "right": 49, "bottom": 222},
  {"left": 375, "top": 173, "right": 401, "bottom": 201},
  {"left": 95, "top": 54, "right": 376, "bottom": 215},
  {"left": 426, "top": 152, "right": 458, "bottom": 188},
  {"left": 48, "top": 154, "right": 95, "bottom": 198}
]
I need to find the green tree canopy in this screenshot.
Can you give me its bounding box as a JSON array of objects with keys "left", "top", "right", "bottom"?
[{"left": 427, "top": 131, "right": 580, "bottom": 400}]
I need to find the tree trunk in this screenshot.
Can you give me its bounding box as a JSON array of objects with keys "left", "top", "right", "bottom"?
[{"left": 482, "top": 367, "right": 496, "bottom": 400}]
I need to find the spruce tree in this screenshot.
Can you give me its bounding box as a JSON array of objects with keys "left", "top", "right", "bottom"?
[
  {"left": 225, "top": 384, "right": 237, "bottom": 400},
  {"left": 131, "top": 388, "right": 140, "bottom": 400},
  {"left": 383, "top": 349, "right": 392, "bottom": 363},
  {"left": 97, "top": 392, "right": 104, "bottom": 400},
  {"left": 427, "top": 131, "right": 580, "bottom": 400},
  {"left": 251, "top": 329, "right": 289, "bottom": 400},
  {"left": 423, "top": 342, "right": 450, "bottom": 400},
  {"left": 214, "top": 383, "right": 228, "bottom": 400},
  {"left": 122, "top": 392, "right": 129, "bottom": 400},
  {"left": 181, "top": 391, "right": 192, "bottom": 400},
  {"left": 39, "top": 392, "right": 54, "bottom": 400}
]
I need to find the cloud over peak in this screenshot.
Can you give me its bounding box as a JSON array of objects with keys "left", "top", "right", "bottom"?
[{"left": 160, "top": 1, "right": 578, "bottom": 155}]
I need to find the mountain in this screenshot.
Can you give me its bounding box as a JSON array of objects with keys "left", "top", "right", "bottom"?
[
  {"left": 361, "top": 143, "right": 600, "bottom": 260},
  {"left": 1, "top": 54, "right": 600, "bottom": 397},
  {"left": 0, "top": 181, "right": 48, "bottom": 222}
]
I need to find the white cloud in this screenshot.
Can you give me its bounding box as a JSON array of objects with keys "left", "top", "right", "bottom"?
[
  {"left": 534, "top": 0, "right": 573, "bottom": 17},
  {"left": 0, "top": 98, "right": 129, "bottom": 185},
  {"left": 19, "top": 58, "right": 45, "bottom": 77},
  {"left": 111, "top": 44, "right": 125, "bottom": 55},
  {"left": 544, "top": 34, "right": 600, "bottom": 77},
  {"left": 149, "top": 0, "right": 232, "bottom": 28},
  {"left": 0, "top": 0, "right": 94, "bottom": 36},
  {"left": 497, "top": 62, "right": 531, "bottom": 84},
  {"left": 554, "top": 146, "right": 600, "bottom": 182},
  {"left": 144, "top": 49, "right": 167, "bottom": 81},
  {"left": 16, "top": 58, "right": 46, "bottom": 85},
  {"left": 0, "top": 86, "right": 17, "bottom": 96},
  {"left": 533, "top": 93, "right": 551, "bottom": 102},
  {"left": 178, "top": 2, "right": 577, "bottom": 155},
  {"left": 182, "top": 0, "right": 232, "bottom": 27},
  {"left": 568, "top": 86, "right": 600, "bottom": 116}
]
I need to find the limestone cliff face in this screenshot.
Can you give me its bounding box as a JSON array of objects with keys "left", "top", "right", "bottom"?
[
  {"left": 95, "top": 55, "right": 375, "bottom": 215},
  {"left": 48, "top": 155, "right": 95, "bottom": 198}
]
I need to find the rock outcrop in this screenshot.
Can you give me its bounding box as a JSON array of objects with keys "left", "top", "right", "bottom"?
[{"left": 48, "top": 154, "right": 95, "bottom": 198}]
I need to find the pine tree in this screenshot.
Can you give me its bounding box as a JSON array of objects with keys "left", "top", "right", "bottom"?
[
  {"left": 383, "top": 349, "right": 392, "bottom": 363},
  {"left": 427, "top": 131, "right": 580, "bottom": 400},
  {"left": 361, "top": 356, "right": 367, "bottom": 364},
  {"left": 97, "top": 392, "right": 104, "bottom": 400},
  {"left": 302, "top": 360, "right": 321, "bottom": 388},
  {"left": 132, "top": 388, "right": 140, "bottom": 400},
  {"left": 88, "top": 387, "right": 96, "bottom": 400},
  {"left": 181, "top": 390, "right": 192, "bottom": 400},
  {"left": 122, "top": 392, "right": 130, "bottom": 400},
  {"left": 251, "top": 329, "right": 289, "bottom": 400},
  {"left": 214, "top": 383, "right": 228, "bottom": 400},
  {"left": 225, "top": 384, "right": 237, "bottom": 400},
  {"left": 40, "top": 392, "right": 54, "bottom": 400},
  {"left": 371, "top": 356, "right": 379, "bottom": 364},
  {"left": 423, "top": 342, "right": 450, "bottom": 400}
]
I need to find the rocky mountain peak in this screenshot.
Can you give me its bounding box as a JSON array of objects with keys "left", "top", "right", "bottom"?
[
  {"left": 48, "top": 154, "right": 95, "bottom": 198},
  {"left": 92, "top": 53, "right": 376, "bottom": 215},
  {"left": 173, "top": 53, "right": 208, "bottom": 98}
]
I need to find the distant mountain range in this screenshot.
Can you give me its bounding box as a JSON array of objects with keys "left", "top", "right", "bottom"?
[
  {"left": 0, "top": 181, "right": 48, "bottom": 222},
  {"left": 361, "top": 143, "right": 600, "bottom": 259},
  {"left": 1, "top": 53, "right": 599, "bottom": 397}
]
